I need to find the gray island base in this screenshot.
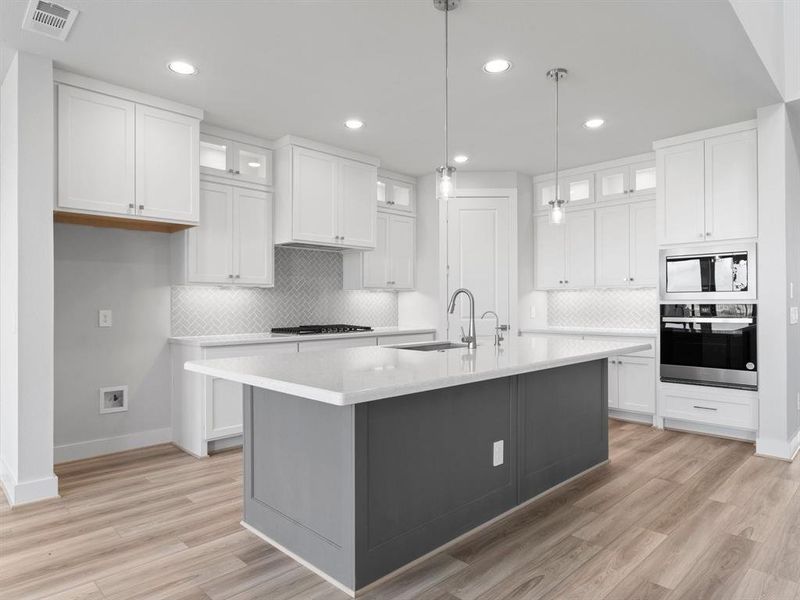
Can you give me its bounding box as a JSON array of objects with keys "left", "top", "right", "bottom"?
[{"left": 241, "top": 359, "right": 608, "bottom": 596}]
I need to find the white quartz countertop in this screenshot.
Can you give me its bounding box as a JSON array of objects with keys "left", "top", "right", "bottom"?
[
  {"left": 184, "top": 336, "right": 651, "bottom": 406},
  {"left": 169, "top": 327, "right": 436, "bottom": 347},
  {"left": 520, "top": 327, "right": 658, "bottom": 338}
]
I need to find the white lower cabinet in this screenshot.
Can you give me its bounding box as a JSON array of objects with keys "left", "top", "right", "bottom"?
[
  {"left": 608, "top": 355, "right": 656, "bottom": 414},
  {"left": 660, "top": 382, "right": 758, "bottom": 431},
  {"left": 171, "top": 331, "right": 436, "bottom": 457}
]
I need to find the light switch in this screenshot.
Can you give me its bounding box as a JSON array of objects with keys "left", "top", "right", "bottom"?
[
  {"left": 98, "top": 309, "right": 112, "bottom": 328},
  {"left": 492, "top": 440, "right": 504, "bottom": 467},
  {"left": 791, "top": 307, "right": 799, "bottom": 325}
]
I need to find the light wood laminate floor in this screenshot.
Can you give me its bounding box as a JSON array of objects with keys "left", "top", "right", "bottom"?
[{"left": 2, "top": 420, "right": 800, "bottom": 600}]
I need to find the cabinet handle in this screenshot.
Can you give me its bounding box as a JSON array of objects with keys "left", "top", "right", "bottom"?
[
  {"left": 559, "top": 280, "right": 564, "bottom": 284},
  {"left": 128, "top": 203, "right": 135, "bottom": 211},
  {"left": 629, "top": 277, "right": 634, "bottom": 281},
  {"left": 228, "top": 169, "right": 234, "bottom": 174},
  {"left": 340, "top": 236, "right": 345, "bottom": 241},
  {"left": 138, "top": 204, "right": 144, "bottom": 211},
  {"left": 706, "top": 232, "right": 712, "bottom": 237},
  {"left": 564, "top": 280, "right": 569, "bottom": 284},
  {"left": 234, "top": 170, "right": 240, "bottom": 175},
  {"left": 228, "top": 274, "right": 234, "bottom": 279},
  {"left": 693, "top": 405, "right": 718, "bottom": 411},
  {"left": 235, "top": 274, "right": 240, "bottom": 279},
  {"left": 629, "top": 188, "right": 635, "bottom": 193}
]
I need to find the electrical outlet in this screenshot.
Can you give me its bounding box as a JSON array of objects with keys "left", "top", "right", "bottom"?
[
  {"left": 791, "top": 307, "right": 799, "bottom": 325},
  {"left": 492, "top": 440, "right": 504, "bottom": 467},
  {"left": 98, "top": 309, "right": 112, "bottom": 328}
]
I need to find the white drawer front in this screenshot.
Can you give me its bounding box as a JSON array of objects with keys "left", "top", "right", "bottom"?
[
  {"left": 298, "top": 337, "right": 377, "bottom": 352},
  {"left": 204, "top": 342, "right": 298, "bottom": 359},
  {"left": 661, "top": 386, "right": 757, "bottom": 430},
  {"left": 377, "top": 333, "right": 435, "bottom": 346}
]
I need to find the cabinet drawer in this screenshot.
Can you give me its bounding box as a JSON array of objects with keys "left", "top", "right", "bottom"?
[
  {"left": 661, "top": 385, "right": 757, "bottom": 430},
  {"left": 298, "top": 337, "right": 377, "bottom": 352},
  {"left": 377, "top": 333, "right": 435, "bottom": 346},
  {"left": 204, "top": 342, "right": 298, "bottom": 359}
]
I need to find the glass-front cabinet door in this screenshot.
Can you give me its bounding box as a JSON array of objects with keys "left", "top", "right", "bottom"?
[
  {"left": 564, "top": 172, "right": 594, "bottom": 205},
  {"left": 232, "top": 142, "right": 272, "bottom": 186},
  {"left": 377, "top": 176, "right": 415, "bottom": 213},
  {"left": 596, "top": 166, "right": 630, "bottom": 201},
  {"left": 534, "top": 179, "right": 565, "bottom": 211},
  {"left": 199, "top": 134, "right": 231, "bottom": 178},
  {"left": 629, "top": 160, "right": 656, "bottom": 196}
]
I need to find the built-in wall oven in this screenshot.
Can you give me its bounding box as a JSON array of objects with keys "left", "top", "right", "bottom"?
[
  {"left": 659, "top": 242, "right": 756, "bottom": 302},
  {"left": 660, "top": 304, "right": 757, "bottom": 390}
]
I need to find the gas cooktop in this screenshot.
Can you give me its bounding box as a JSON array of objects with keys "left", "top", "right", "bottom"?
[{"left": 270, "top": 324, "right": 373, "bottom": 336}]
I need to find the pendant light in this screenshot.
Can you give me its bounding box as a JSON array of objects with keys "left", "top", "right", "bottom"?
[
  {"left": 435, "top": 0, "right": 459, "bottom": 201},
  {"left": 546, "top": 67, "right": 567, "bottom": 224}
]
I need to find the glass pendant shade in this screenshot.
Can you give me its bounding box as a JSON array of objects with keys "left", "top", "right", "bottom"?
[
  {"left": 549, "top": 201, "right": 566, "bottom": 225},
  {"left": 436, "top": 165, "right": 457, "bottom": 201}
]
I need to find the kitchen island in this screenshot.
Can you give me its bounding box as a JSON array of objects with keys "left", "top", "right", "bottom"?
[{"left": 185, "top": 335, "right": 650, "bottom": 596}]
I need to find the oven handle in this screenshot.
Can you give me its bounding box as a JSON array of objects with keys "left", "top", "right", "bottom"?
[{"left": 661, "top": 317, "right": 754, "bottom": 324}]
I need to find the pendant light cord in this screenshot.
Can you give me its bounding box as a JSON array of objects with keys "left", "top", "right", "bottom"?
[
  {"left": 554, "top": 72, "right": 559, "bottom": 204},
  {"left": 444, "top": 3, "right": 449, "bottom": 170}
]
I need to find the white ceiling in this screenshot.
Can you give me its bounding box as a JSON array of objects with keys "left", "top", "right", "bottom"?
[{"left": 0, "top": 0, "right": 780, "bottom": 176}]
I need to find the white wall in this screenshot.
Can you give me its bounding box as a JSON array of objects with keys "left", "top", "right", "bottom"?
[
  {"left": 54, "top": 224, "right": 172, "bottom": 462},
  {"left": 731, "top": 0, "right": 786, "bottom": 97},
  {"left": 0, "top": 51, "right": 58, "bottom": 505},
  {"left": 786, "top": 102, "right": 800, "bottom": 447},
  {"left": 756, "top": 102, "right": 799, "bottom": 459}
]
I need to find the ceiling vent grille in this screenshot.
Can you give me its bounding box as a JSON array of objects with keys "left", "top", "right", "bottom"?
[{"left": 22, "top": 0, "right": 79, "bottom": 41}]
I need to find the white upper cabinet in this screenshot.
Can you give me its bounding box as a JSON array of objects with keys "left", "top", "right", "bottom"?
[
  {"left": 704, "top": 129, "right": 758, "bottom": 242},
  {"left": 135, "top": 104, "right": 199, "bottom": 223},
  {"left": 180, "top": 182, "right": 273, "bottom": 287},
  {"left": 656, "top": 123, "right": 757, "bottom": 245},
  {"left": 534, "top": 179, "right": 563, "bottom": 212},
  {"left": 343, "top": 212, "right": 415, "bottom": 290},
  {"left": 534, "top": 211, "right": 594, "bottom": 289},
  {"left": 629, "top": 201, "right": 658, "bottom": 286},
  {"left": 564, "top": 210, "right": 595, "bottom": 288},
  {"left": 339, "top": 158, "right": 376, "bottom": 248},
  {"left": 233, "top": 187, "right": 274, "bottom": 285},
  {"left": 377, "top": 173, "right": 415, "bottom": 213},
  {"left": 387, "top": 214, "right": 415, "bottom": 289},
  {"left": 291, "top": 146, "right": 339, "bottom": 244},
  {"left": 58, "top": 85, "right": 136, "bottom": 216},
  {"left": 657, "top": 140, "right": 705, "bottom": 244},
  {"left": 274, "top": 139, "right": 378, "bottom": 249},
  {"left": 595, "top": 201, "right": 657, "bottom": 288},
  {"left": 595, "top": 205, "right": 630, "bottom": 287},
  {"left": 534, "top": 215, "right": 565, "bottom": 289},
  {"left": 630, "top": 161, "right": 657, "bottom": 196},
  {"left": 564, "top": 172, "right": 595, "bottom": 204},
  {"left": 199, "top": 133, "right": 272, "bottom": 187},
  {"left": 56, "top": 79, "right": 201, "bottom": 225},
  {"left": 187, "top": 182, "right": 234, "bottom": 284}
]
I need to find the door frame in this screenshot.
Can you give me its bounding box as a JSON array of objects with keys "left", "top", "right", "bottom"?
[{"left": 438, "top": 188, "right": 518, "bottom": 340}]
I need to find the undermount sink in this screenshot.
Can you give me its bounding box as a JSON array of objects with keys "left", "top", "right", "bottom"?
[{"left": 393, "top": 342, "right": 469, "bottom": 352}]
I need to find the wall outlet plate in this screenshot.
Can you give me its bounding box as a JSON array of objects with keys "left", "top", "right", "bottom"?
[
  {"left": 492, "top": 440, "right": 504, "bottom": 467},
  {"left": 98, "top": 309, "right": 112, "bottom": 327},
  {"left": 99, "top": 385, "right": 128, "bottom": 414},
  {"left": 791, "top": 307, "right": 799, "bottom": 325}
]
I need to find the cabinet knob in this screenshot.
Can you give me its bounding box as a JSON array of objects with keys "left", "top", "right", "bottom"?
[
  {"left": 629, "top": 277, "right": 634, "bottom": 281},
  {"left": 235, "top": 274, "right": 240, "bottom": 279},
  {"left": 138, "top": 204, "right": 144, "bottom": 211},
  {"left": 706, "top": 232, "right": 712, "bottom": 237},
  {"left": 228, "top": 169, "right": 234, "bottom": 174},
  {"left": 340, "top": 236, "right": 345, "bottom": 241},
  {"left": 128, "top": 203, "right": 134, "bottom": 210},
  {"left": 228, "top": 274, "right": 234, "bottom": 279},
  {"left": 564, "top": 280, "right": 569, "bottom": 284},
  {"left": 559, "top": 280, "right": 564, "bottom": 284},
  {"left": 234, "top": 170, "right": 240, "bottom": 175},
  {"left": 629, "top": 189, "right": 635, "bottom": 193}
]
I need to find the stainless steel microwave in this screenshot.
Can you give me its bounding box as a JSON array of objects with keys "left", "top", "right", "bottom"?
[{"left": 659, "top": 242, "right": 756, "bottom": 302}]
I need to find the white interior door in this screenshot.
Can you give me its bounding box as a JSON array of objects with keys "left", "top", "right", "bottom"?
[{"left": 447, "top": 197, "right": 511, "bottom": 339}]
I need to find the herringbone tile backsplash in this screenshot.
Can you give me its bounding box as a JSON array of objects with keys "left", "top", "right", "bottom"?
[
  {"left": 547, "top": 288, "right": 658, "bottom": 330},
  {"left": 171, "top": 247, "right": 398, "bottom": 337}
]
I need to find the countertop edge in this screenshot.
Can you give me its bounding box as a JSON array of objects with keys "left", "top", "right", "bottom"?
[
  {"left": 169, "top": 328, "right": 438, "bottom": 347},
  {"left": 184, "top": 342, "right": 652, "bottom": 406},
  {"left": 520, "top": 328, "right": 658, "bottom": 338}
]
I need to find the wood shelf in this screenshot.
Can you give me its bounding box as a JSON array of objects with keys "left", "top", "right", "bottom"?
[{"left": 53, "top": 211, "right": 195, "bottom": 234}]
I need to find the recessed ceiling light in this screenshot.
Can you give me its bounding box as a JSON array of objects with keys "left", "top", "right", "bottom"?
[
  {"left": 583, "top": 118, "right": 605, "bottom": 129},
  {"left": 247, "top": 161, "right": 261, "bottom": 168},
  {"left": 167, "top": 61, "right": 198, "bottom": 76},
  {"left": 345, "top": 119, "right": 364, "bottom": 130},
  {"left": 453, "top": 154, "right": 469, "bottom": 164},
  {"left": 482, "top": 58, "right": 512, "bottom": 74}
]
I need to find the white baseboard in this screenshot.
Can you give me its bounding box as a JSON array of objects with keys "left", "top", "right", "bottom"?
[
  {"left": 756, "top": 428, "right": 800, "bottom": 462},
  {"left": 664, "top": 418, "right": 756, "bottom": 443},
  {"left": 0, "top": 457, "right": 59, "bottom": 506},
  {"left": 54, "top": 427, "right": 172, "bottom": 463}
]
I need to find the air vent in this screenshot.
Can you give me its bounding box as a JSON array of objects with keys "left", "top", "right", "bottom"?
[{"left": 22, "top": 0, "right": 79, "bottom": 41}]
